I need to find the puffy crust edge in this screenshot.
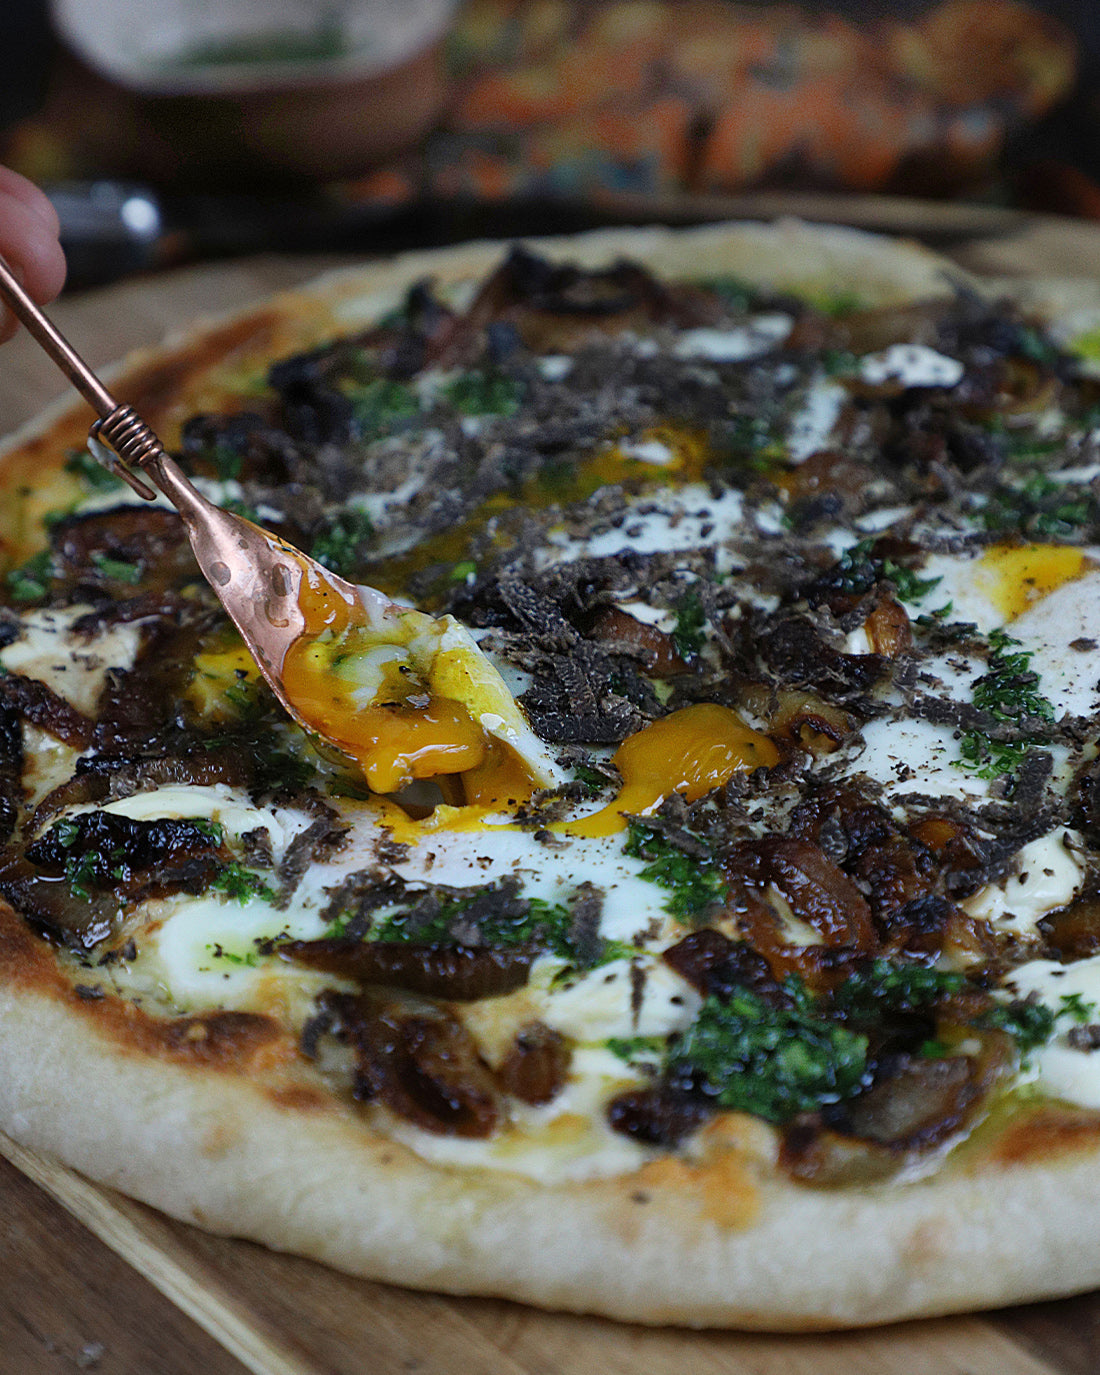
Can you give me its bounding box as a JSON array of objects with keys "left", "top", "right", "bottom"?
[{"left": 6, "top": 971, "right": 1100, "bottom": 1330}]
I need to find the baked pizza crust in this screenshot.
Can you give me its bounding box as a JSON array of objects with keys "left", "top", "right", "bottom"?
[
  {"left": 6, "top": 906, "right": 1100, "bottom": 1331},
  {"left": 1, "top": 218, "right": 1095, "bottom": 1330}
]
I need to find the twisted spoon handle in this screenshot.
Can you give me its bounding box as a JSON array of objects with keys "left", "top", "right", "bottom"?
[{"left": 0, "top": 255, "right": 161, "bottom": 498}]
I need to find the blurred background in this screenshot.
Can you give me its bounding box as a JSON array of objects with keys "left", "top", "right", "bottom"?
[{"left": 1, "top": 0, "right": 1098, "bottom": 286}]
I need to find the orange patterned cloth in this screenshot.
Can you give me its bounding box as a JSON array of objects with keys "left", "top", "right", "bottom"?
[
  {"left": 1, "top": 0, "right": 1079, "bottom": 211},
  {"left": 348, "top": 0, "right": 1077, "bottom": 206}
]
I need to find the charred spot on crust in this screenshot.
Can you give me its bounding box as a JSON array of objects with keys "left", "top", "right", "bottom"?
[{"left": 157, "top": 1010, "right": 282, "bottom": 1064}]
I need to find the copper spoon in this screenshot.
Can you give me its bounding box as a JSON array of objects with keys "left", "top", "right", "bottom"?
[
  {"left": 0, "top": 254, "right": 377, "bottom": 718},
  {"left": 0, "top": 260, "right": 560, "bottom": 789}
]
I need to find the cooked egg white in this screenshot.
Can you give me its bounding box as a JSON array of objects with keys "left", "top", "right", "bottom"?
[
  {"left": 1004, "top": 957, "right": 1100, "bottom": 1109},
  {"left": 0, "top": 605, "right": 143, "bottom": 715}
]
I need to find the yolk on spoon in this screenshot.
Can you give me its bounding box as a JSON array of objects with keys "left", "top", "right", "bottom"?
[
  {"left": 564, "top": 702, "right": 779, "bottom": 838},
  {"left": 280, "top": 565, "right": 539, "bottom": 805}
]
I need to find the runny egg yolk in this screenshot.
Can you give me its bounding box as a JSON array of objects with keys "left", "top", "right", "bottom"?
[
  {"left": 976, "top": 543, "right": 1091, "bottom": 621},
  {"left": 564, "top": 703, "right": 779, "bottom": 838},
  {"left": 280, "top": 567, "right": 538, "bottom": 804}
]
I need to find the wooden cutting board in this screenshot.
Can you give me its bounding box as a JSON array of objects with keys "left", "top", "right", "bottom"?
[{"left": 4, "top": 197, "right": 1100, "bottom": 1375}]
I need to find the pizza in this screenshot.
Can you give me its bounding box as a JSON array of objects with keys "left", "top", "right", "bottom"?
[{"left": 7, "top": 221, "right": 1100, "bottom": 1329}]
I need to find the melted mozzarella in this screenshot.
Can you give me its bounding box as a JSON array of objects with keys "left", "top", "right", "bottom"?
[
  {"left": 853, "top": 713, "right": 992, "bottom": 803},
  {"left": 1011, "top": 572, "right": 1100, "bottom": 718},
  {"left": 382, "top": 1047, "right": 653, "bottom": 1183},
  {"left": 537, "top": 484, "right": 745, "bottom": 568},
  {"left": 672, "top": 314, "right": 792, "bottom": 362},
  {"left": 963, "top": 831, "right": 1084, "bottom": 936},
  {"left": 537, "top": 354, "right": 573, "bottom": 381},
  {"left": 531, "top": 957, "right": 701, "bottom": 1042},
  {"left": 786, "top": 379, "right": 846, "bottom": 462},
  {"left": 859, "top": 344, "right": 963, "bottom": 389},
  {"left": 619, "top": 438, "right": 676, "bottom": 466},
  {"left": 150, "top": 891, "right": 330, "bottom": 1010}
]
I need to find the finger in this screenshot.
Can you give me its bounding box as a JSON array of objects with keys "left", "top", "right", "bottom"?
[
  {"left": 0, "top": 194, "right": 67, "bottom": 341},
  {"left": 0, "top": 167, "right": 60, "bottom": 237}
]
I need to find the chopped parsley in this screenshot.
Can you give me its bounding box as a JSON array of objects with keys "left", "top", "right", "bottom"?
[
  {"left": 206, "top": 443, "right": 243, "bottom": 481},
  {"left": 882, "top": 559, "right": 942, "bottom": 605},
  {"left": 696, "top": 274, "right": 759, "bottom": 314},
  {"left": 667, "top": 990, "right": 869, "bottom": 1124},
  {"left": 345, "top": 376, "right": 419, "bottom": 440},
  {"left": 1016, "top": 324, "right": 1062, "bottom": 368},
  {"left": 713, "top": 413, "right": 785, "bottom": 471},
  {"left": 64, "top": 448, "right": 123, "bottom": 491},
  {"left": 211, "top": 863, "right": 276, "bottom": 905},
  {"left": 979, "top": 999, "right": 1057, "bottom": 1054},
  {"left": 956, "top": 628, "right": 1055, "bottom": 780},
  {"left": 827, "top": 540, "right": 941, "bottom": 605},
  {"left": 206, "top": 944, "right": 259, "bottom": 967},
  {"left": 308, "top": 508, "right": 374, "bottom": 576},
  {"left": 831, "top": 959, "right": 967, "bottom": 1017},
  {"left": 1059, "top": 992, "right": 1097, "bottom": 1024},
  {"left": 607, "top": 1035, "right": 666, "bottom": 1064},
  {"left": 805, "top": 287, "right": 867, "bottom": 317},
  {"left": 979, "top": 474, "right": 1095, "bottom": 540},
  {"left": 441, "top": 369, "right": 525, "bottom": 417},
  {"left": 222, "top": 497, "right": 265, "bottom": 525},
  {"left": 170, "top": 20, "right": 349, "bottom": 68},
  {"left": 624, "top": 821, "right": 727, "bottom": 922},
  {"left": 5, "top": 549, "right": 53, "bottom": 602},
  {"left": 91, "top": 552, "right": 143, "bottom": 584},
  {"left": 364, "top": 884, "right": 630, "bottom": 970},
  {"left": 571, "top": 763, "right": 612, "bottom": 796},
  {"left": 671, "top": 588, "right": 706, "bottom": 659}
]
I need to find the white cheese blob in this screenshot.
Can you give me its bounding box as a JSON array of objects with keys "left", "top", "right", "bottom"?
[
  {"left": 537, "top": 484, "right": 745, "bottom": 568},
  {"left": 859, "top": 344, "right": 964, "bottom": 389},
  {"left": 151, "top": 891, "right": 329, "bottom": 1009},
  {"left": 852, "top": 713, "right": 991, "bottom": 803},
  {"left": 786, "top": 380, "right": 846, "bottom": 462},
  {"left": 964, "top": 831, "right": 1084, "bottom": 936},
  {"left": 619, "top": 438, "right": 676, "bottom": 466},
  {"left": 673, "top": 314, "right": 793, "bottom": 363},
  {"left": 537, "top": 354, "right": 573, "bottom": 381},
  {"left": 532, "top": 957, "right": 701, "bottom": 1043},
  {"left": 382, "top": 1047, "right": 654, "bottom": 1183}
]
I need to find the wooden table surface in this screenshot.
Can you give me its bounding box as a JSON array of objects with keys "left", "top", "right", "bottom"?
[{"left": 5, "top": 196, "right": 1100, "bottom": 1375}]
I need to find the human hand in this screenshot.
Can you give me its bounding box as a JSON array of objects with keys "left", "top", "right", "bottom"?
[{"left": 0, "top": 168, "right": 66, "bottom": 343}]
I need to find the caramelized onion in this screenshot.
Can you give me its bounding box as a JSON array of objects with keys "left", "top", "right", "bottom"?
[
  {"left": 588, "top": 607, "right": 685, "bottom": 677},
  {"left": 344, "top": 994, "right": 499, "bottom": 1137},
  {"left": 607, "top": 1086, "right": 710, "bottom": 1148},
  {"left": 496, "top": 1022, "right": 571, "bottom": 1104},
  {"left": 282, "top": 939, "right": 534, "bottom": 1000},
  {"left": 728, "top": 837, "right": 876, "bottom": 948},
  {"left": 1041, "top": 895, "right": 1100, "bottom": 960},
  {"left": 781, "top": 1029, "right": 1013, "bottom": 1186},
  {"left": 864, "top": 595, "right": 913, "bottom": 657}
]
